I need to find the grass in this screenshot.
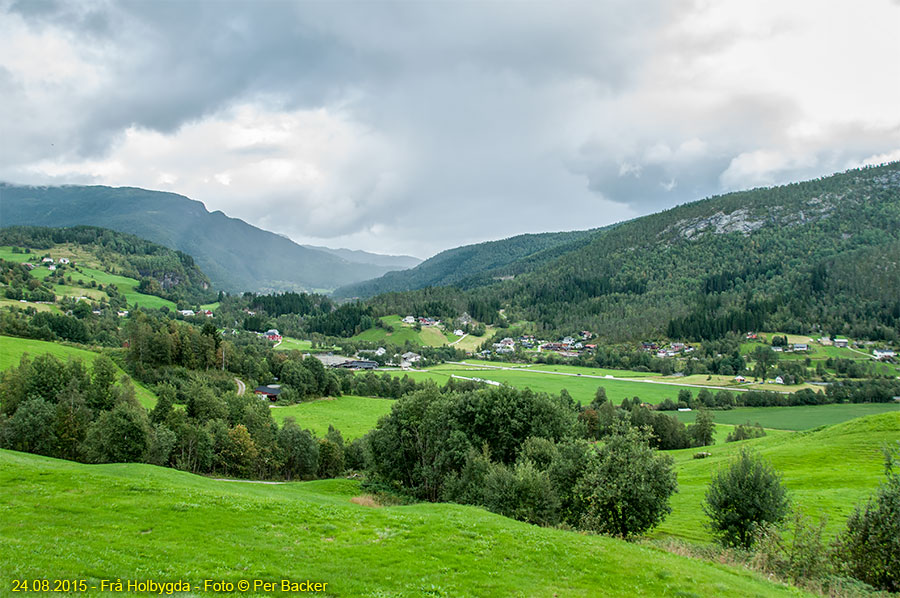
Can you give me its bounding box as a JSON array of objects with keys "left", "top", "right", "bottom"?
[
  {"left": 0, "top": 449, "right": 814, "bottom": 597},
  {"left": 268, "top": 396, "right": 394, "bottom": 439},
  {"left": 273, "top": 336, "right": 313, "bottom": 352},
  {"left": 0, "top": 336, "right": 158, "bottom": 409},
  {"left": 673, "top": 402, "right": 900, "bottom": 430},
  {"left": 351, "top": 315, "right": 455, "bottom": 348},
  {"left": 658, "top": 411, "right": 900, "bottom": 543}
]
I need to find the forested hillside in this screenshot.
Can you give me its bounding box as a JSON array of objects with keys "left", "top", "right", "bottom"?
[
  {"left": 0, "top": 226, "right": 213, "bottom": 305},
  {"left": 334, "top": 229, "right": 599, "bottom": 298},
  {"left": 0, "top": 184, "right": 414, "bottom": 293},
  {"left": 364, "top": 163, "right": 900, "bottom": 341}
]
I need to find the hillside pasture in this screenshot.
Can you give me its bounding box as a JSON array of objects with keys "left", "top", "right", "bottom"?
[
  {"left": 672, "top": 402, "right": 900, "bottom": 430},
  {"left": 660, "top": 411, "right": 900, "bottom": 542},
  {"left": 268, "top": 395, "right": 394, "bottom": 439},
  {"left": 0, "top": 336, "right": 158, "bottom": 409},
  {"left": 0, "top": 449, "right": 814, "bottom": 598}
]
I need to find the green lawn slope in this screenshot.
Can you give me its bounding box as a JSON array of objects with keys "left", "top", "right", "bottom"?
[
  {"left": 0, "top": 450, "right": 810, "bottom": 598},
  {"left": 269, "top": 396, "right": 394, "bottom": 439},
  {"left": 0, "top": 336, "right": 158, "bottom": 409},
  {"left": 660, "top": 411, "right": 900, "bottom": 542}
]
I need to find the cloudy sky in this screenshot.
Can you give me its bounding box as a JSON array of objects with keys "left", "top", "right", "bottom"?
[{"left": 2, "top": 0, "right": 899, "bottom": 258}]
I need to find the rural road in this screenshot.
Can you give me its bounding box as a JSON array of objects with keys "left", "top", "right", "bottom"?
[
  {"left": 234, "top": 378, "right": 246, "bottom": 396},
  {"left": 445, "top": 361, "right": 790, "bottom": 394}
]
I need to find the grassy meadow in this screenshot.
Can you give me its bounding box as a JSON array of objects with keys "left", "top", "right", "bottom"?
[
  {"left": 351, "top": 315, "right": 455, "bottom": 347},
  {"left": 657, "top": 411, "right": 900, "bottom": 542},
  {"left": 673, "top": 402, "right": 900, "bottom": 430},
  {"left": 0, "top": 449, "right": 815, "bottom": 598},
  {"left": 269, "top": 395, "right": 394, "bottom": 439},
  {"left": 0, "top": 336, "right": 158, "bottom": 409}
]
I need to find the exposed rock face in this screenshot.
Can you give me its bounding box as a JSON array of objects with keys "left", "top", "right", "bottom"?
[{"left": 669, "top": 208, "right": 766, "bottom": 239}]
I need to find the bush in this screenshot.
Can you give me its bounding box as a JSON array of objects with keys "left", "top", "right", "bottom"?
[
  {"left": 833, "top": 444, "right": 900, "bottom": 592},
  {"left": 575, "top": 424, "right": 677, "bottom": 538},
  {"left": 726, "top": 422, "right": 767, "bottom": 443},
  {"left": 704, "top": 448, "right": 789, "bottom": 548}
]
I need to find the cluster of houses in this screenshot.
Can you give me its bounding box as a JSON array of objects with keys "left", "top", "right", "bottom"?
[
  {"left": 640, "top": 341, "right": 695, "bottom": 358},
  {"left": 22, "top": 256, "right": 72, "bottom": 272},
  {"left": 479, "top": 334, "right": 598, "bottom": 358},
  {"left": 402, "top": 315, "right": 441, "bottom": 326},
  {"left": 177, "top": 309, "right": 214, "bottom": 318},
  {"left": 771, "top": 343, "right": 808, "bottom": 353}
]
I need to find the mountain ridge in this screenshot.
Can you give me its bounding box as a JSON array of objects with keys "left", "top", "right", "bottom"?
[{"left": 0, "top": 183, "right": 416, "bottom": 294}]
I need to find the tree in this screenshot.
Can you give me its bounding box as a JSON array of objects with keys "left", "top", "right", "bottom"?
[
  {"left": 0, "top": 398, "right": 57, "bottom": 456},
  {"left": 277, "top": 418, "right": 319, "bottom": 480},
  {"left": 833, "top": 444, "right": 900, "bottom": 592},
  {"left": 575, "top": 424, "right": 677, "bottom": 538},
  {"left": 82, "top": 400, "right": 152, "bottom": 463},
  {"left": 317, "top": 438, "right": 344, "bottom": 478},
  {"left": 751, "top": 346, "right": 778, "bottom": 381},
  {"left": 704, "top": 448, "right": 789, "bottom": 548},
  {"left": 689, "top": 409, "right": 715, "bottom": 447}
]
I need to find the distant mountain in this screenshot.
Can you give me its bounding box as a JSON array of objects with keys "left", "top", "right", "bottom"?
[
  {"left": 363, "top": 163, "right": 900, "bottom": 342},
  {"left": 0, "top": 184, "right": 416, "bottom": 293},
  {"left": 333, "top": 229, "right": 600, "bottom": 298},
  {"left": 302, "top": 245, "right": 421, "bottom": 270}
]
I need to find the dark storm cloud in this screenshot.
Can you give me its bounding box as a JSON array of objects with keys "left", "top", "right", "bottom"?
[{"left": 2, "top": 0, "right": 898, "bottom": 256}]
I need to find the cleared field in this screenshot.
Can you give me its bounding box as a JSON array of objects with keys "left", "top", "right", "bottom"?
[
  {"left": 1, "top": 245, "right": 176, "bottom": 311},
  {"left": 660, "top": 411, "right": 899, "bottom": 542},
  {"left": 0, "top": 336, "right": 158, "bottom": 409},
  {"left": 273, "top": 336, "right": 313, "bottom": 352},
  {"left": 672, "top": 402, "right": 900, "bottom": 430},
  {"left": 269, "top": 395, "right": 394, "bottom": 439},
  {"left": 351, "top": 315, "right": 455, "bottom": 347},
  {"left": 402, "top": 365, "right": 733, "bottom": 405},
  {"left": 462, "top": 359, "right": 663, "bottom": 378},
  {"left": 0, "top": 449, "right": 812, "bottom": 597}
]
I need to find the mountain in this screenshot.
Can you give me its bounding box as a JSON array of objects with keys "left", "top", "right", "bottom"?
[
  {"left": 0, "top": 184, "right": 415, "bottom": 294},
  {"left": 334, "top": 229, "right": 600, "bottom": 298},
  {"left": 364, "top": 163, "right": 900, "bottom": 341},
  {"left": 302, "top": 244, "right": 421, "bottom": 270}
]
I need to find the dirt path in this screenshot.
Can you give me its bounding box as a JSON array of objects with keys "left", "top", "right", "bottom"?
[
  {"left": 234, "top": 377, "right": 246, "bottom": 396},
  {"left": 449, "top": 333, "right": 469, "bottom": 346}
]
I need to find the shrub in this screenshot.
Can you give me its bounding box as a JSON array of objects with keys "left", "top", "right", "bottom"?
[
  {"left": 575, "top": 424, "right": 677, "bottom": 538},
  {"left": 704, "top": 448, "right": 789, "bottom": 548},
  {"left": 726, "top": 422, "right": 767, "bottom": 443},
  {"left": 833, "top": 444, "right": 900, "bottom": 592}
]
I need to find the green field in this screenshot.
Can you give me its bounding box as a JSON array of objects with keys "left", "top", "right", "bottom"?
[
  {"left": 351, "top": 315, "right": 454, "bottom": 347},
  {"left": 658, "top": 411, "right": 899, "bottom": 542},
  {"left": 396, "top": 365, "right": 719, "bottom": 406},
  {"left": 269, "top": 396, "right": 394, "bottom": 439},
  {"left": 0, "top": 336, "right": 158, "bottom": 409},
  {"left": 272, "top": 336, "right": 313, "bottom": 352},
  {"left": 673, "top": 402, "right": 900, "bottom": 430},
  {"left": 0, "top": 245, "right": 176, "bottom": 311},
  {"left": 0, "top": 449, "right": 813, "bottom": 598}
]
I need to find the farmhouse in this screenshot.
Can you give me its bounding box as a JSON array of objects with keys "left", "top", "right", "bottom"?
[
  {"left": 834, "top": 338, "right": 849, "bottom": 348},
  {"left": 734, "top": 375, "right": 746, "bottom": 382},
  {"left": 254, "top": 384, "right": 282, "bottom": 401},
  {"left": 401, "top": 351, "right": 422, "bottom": 363},
  {"left": 792, "top": 343, "right": 808, "bottom": 351},
  {"left": 58, "top": 257, "right": 70, "bottom": 264},
  {"left": 179, "top": 309, "right": 195, "bottom": 317},
  {"left": 402, "top": 316, "right": 416, "bottom": 324},
  {"left": 314, "top": 354, "right": 352, "bottom": 367},
  {"left": 453, "top": 329, "right": 465, "bottom": 336},
  {"left": 41, "top": 257, "right": 53, "bottom": 263},
  {"left": 873, "top": 349, "right": 896, "bottom": 360}
]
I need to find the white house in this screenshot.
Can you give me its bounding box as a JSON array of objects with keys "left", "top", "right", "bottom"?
[
  {"left": 453, "top": 329, "right": 464, "bottom": 336},
  {"left": 873, "top": 349, "right": 896, "bottom": 360},
  {"left": 774, "top": 376, "right": 785, "bottom": 385},
  {"left": 58, "top": 257, "right": 70, "bottom": 264},
  {"left": 41, "top": 257, "right": 53, "bottom": 263},
  {"left": 834, "top": 339, "right": 849, "bottom": 348},
  {"left": 402, "top": 316, "right": 416, "bottom": 324},
  {"left": 401, "top": 351, "right": 422, "bottom": 363},
  {"left": 179, "top": 309, "right": 195, "bottom": 317}
]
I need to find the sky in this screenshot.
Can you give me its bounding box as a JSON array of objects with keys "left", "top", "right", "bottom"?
[{"left": 2, "top": 0, "right": 899, "bottom": 259}]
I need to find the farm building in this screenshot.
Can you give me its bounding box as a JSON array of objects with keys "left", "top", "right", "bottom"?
[
  {"left": 834, "top": 339, "right": 849, "bottom": 348},
  {"left": 254, "top": 385, "right": 282, "bottom": 401},
  {"left": 336, "top": 360, "right": 378, "bottom": 370}
]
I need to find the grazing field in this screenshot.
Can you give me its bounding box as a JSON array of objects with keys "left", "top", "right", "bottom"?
[
  {"left": 0, "top": 450, "right": 813, "bottom": 598},
  {"left": 0, "top": 336, "right": 158, "bottom": 409},
  {"left": 0, "top": 245, "right": 177, "bottom": 311},
  {"left": 268, "top": 395, "right": 394, "bottom": 439},
  {"left": 394, "top": 365, "right": 736, "bottom": 406},
  {"left": 272, "top": 336, "right": 313, "bottom": 352},
  {"left": 673, "top": 402, "right": 900, "bottom": 430},
  {"left": 658, "top": 412, "right": 900, "bottom": 542},
  {"left": 351, "top": 315, "right": 453, "bottom": 347}
]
